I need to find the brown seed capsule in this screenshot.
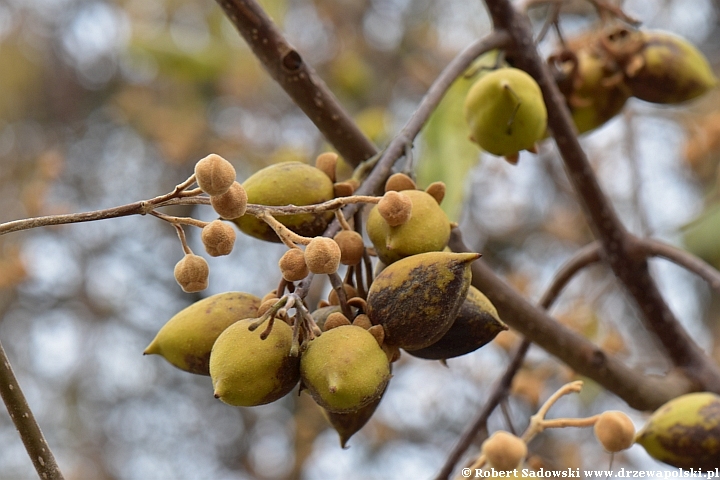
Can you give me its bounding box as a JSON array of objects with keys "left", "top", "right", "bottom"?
[
  {"left": 481, "top": 431, "right": 527, "bottom": 470},
  {"left": 378, "top": 191, "right": 412, "bottom": 227},
  {"left": 594, "top": 410, "right": 635, "bottom": 453},
  {"left": 194, "top": 154, "right": 236, "bottom": 196},
  {"left": 278, "top": 248, "right": 309, "bottom": 282},
  {"left": 315, "top": 152, "right": 338, "bottom": 182},
  {"left": 424, "top": 182, "right": 446, "bottom": 205},
  {"left": 324, "top": 312, "right": 352, "bottom": 330},
  {"left": 210, "top": 181, "right": 248, "bottom": 219},
  {"left": 201, "top": 220, "right": 237, "bottom": 257},
  {"left": 305, "top": 237, "right": 342, "bottom": 275},
  {"left": 174, "top": 254, "right": 209, "bottom": 293},
  {"left": 333, "top": 230, "right": 365, "bottom": 265},
  {"left": 384, "top": 173, "right": 416, "bottom": 192},
  {"left": 328, "top": 283, "right": 359, "bottom": 306}
]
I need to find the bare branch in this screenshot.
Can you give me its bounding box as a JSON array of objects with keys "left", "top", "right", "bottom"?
[
  {"left": 214, "top": 0, "right": 377, "bottom": 167},
  {"left": 0, "top": 340, "right": 64, "bottom": 480},
  {"left": 482, "top": 0, "right": 720, "bottom": 390},
  {"left": 449, "top": 229, "right": 694, "bottom": 411}
]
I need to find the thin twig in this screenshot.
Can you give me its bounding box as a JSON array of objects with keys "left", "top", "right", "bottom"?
[
  {"left": 436, "top": 240, "right": 602, "bottom": 479},
  {"left": 0, "top": 340, "right": 65, "bottom": 480}
]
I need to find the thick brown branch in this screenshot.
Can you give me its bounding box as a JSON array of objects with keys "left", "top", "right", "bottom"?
[
  {"left": 0, "top": 340, "right": 64, "bottom": 480},
  {"left": 450, "top": 230, "right": 694, "bottom": 411},
  {"left": 482, "top": 0, "right": 720, "bottom": 390},
  {"left": 214, "top": 0, "right": 377, "bottom": 167}
]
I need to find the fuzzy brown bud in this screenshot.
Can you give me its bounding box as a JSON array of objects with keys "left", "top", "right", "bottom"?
[
  {"left": 481, "top": 431, "right": 527, "bottom": 470},
  {"left": 257, "top": 297, "right": 280, "bottom": 317},
  {"left": 304, "top": 237, "right": 342, "bottom": 275},
  {"left": 334, "top": 181, "right": 356, "bottom": 197},
  {"left": 328, "top": 283, "right": 358, "bottom": 306},
  {"left": 278, "top": 248, "right": 309, "bottom": 282},
  {"left": 352, "top": 314, "right": 373, "bottom": 330},
  {"left": 174, "top": 254, "right": 209, "bottom": 293},
  {"left": 324, "top": 312, "right": 351, "bottom": 330},
  {"left": 378, "top": 191, "right": 412, "bottom": 227},
  {"left": 195, "top": 154, "right": 236, "bottom": 196},
  {"left": 201, "top": 220, "right": 236, "bottom": 257},
  {"left": 315, "top": 152, "right": 338, "bottom": 182},
  {"left": 425, "top": 182, "right": 446, "bottom": 205},
  {"left": 594, "top": 410, "right": 635, "bottom": 453},
  {"left": 384, "top": 173, "right": 416, "bottom": 192},
  {"left": 333, "top": 230, "right": 365, "bottom": 265},
  {"left": 210, "top": 181, "right": 248, "bottom": 219}
]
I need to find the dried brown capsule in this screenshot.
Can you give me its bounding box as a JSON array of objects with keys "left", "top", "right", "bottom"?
[
  {"left": 333, "top": 230, "right": 365, "bottom": 266},
  {"left": 366, "top": 251, "right": 479, "bottom": 350},
  {"left": 201, "top": 220, "right": 237, "bottom": 257},
  {"left": 304, "top": 237, "right": 342, "bottom": 275},
  {"left": 174, "top": 254, "right": 209, "bottom": 293},
  {"left": 210, "top": 181, "right": 248, "bottom": 219},
  {"left": 406, "top": 286, "right": 507, "bottom": 360},
  {"left": 195, "top": 154, "right": 236, "bottom": 196},
  {"left": 278, "top": 248, "right": 308, "bottom": 282}
]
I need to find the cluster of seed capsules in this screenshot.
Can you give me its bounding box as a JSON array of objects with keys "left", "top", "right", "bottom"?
[
  {"left": 463, "top": 27, "right": 717, "bottom": 164},
  {"left": 146, "top": 152, "right": 508, "bottom": 446}
]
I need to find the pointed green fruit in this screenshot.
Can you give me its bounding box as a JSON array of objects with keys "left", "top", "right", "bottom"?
[
  {"left": 300, "top": 325, "right": 390, "bottom": 413},
  {"left": 464, "top": 67, "right": 547, "bottom": 157},
  {"left": 210, "top": 318, "right": 300, "bottom": 407},
  {"left": 366, "top": 251, "right": 479, "bottom": 350},
  {"left": 233, "top": 162, "right": 335, "bottom": 242},
  {"left": 406, "top": 286, "right": 507, "bottom": 360},
  {"left": 366, "top": 189, "right": 451, "bottom": 265},
  {"left": 144, "top": 292, "right": 260, "bottom": 375},
  {"left": 635, "top": 392, "right": 720, "bottom": 468}
]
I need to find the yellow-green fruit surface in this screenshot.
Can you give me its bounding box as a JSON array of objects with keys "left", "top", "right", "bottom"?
[
  {"left": 210, "top": 318, "right": 300, "bottom": 407},
  {"left": 300, "top": 325, "right": 390, "bottom": 413},
  {"left": 635, "top": 392, "right": 720, "bottom": 469},
  {"left": 626, "top": 31, "right": 718, "bottom": 104},
  {"left": 144, "top": 292, "right": 260, "bottom": 375},
  {"left": 366, "top": 189, "right": 451, "bottom": 265},
  {"left": 366, "top": 251, "right": 479, "bottom": 350},
  {"left": 233, "top": 162, "right": 335, "bottom": 242},
  {"left": 464, "top": 67, "right": 548, "bottom": 156},
  {"left": 406, "top": 286, "right": 508, "bottom": 360}
]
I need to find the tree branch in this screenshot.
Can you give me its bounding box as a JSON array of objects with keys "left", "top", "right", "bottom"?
[
  {"left": 0, "top": 340, "right": 64, "bottom": 480},
  {"left": 214, "top": 0, "right": 377, "bottom": 167},
  {"left": 450, "top": 229, "right": 694, "bottom": 411},
  {"left": 482, "top": 0, "right": 720, "bottom": 390}
]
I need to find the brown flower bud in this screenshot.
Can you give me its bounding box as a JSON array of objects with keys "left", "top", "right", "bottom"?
[
  {"left": 201, "top": 220, "right": 236, "bottom": 257},
  {"left": 324, "top": 312, "right": 351, "bottom": 330},
  {"left": 174, "top": 254, "right": 209, "bottom": 293},
  {"left": 195, "top": 154, "right": 236, "bottom": 196},
  {"left": 352, "top": 314, "right": 373, "bottom": 330},
  {"left": 481, "top": 431, "right": 527, "bottom": 470},
  {"left": 315, "top": 152, "right": 338, "bottom": 182},
  {"left": 210, "top": 181, "right": 248, "bottom": 219},
  {"left": 378, "top": 191, "right": 412, "bottom": 227},
  {"left": 278, "top": 248, "right": 309, "bottom": 282},
  {"left": 384, "top": 173, "right": 416, "bottom": 192},
  {"left": 333, "top": 181, "right": 356, "bottom": 197},
  {"left": 333, "top": 230, "right": 365, "bottom": 265},
  {"left": 304, "top": 237, "right": 342, "bottom": 275},
  {"left": 594, "top": 410, "right": 635, "bottom": 453},
  {"left": 424, "top": 181, "right": 446, "bottom": 205},
  {"left": 258, "top": 297, "right": 279, "bottom": 317}
]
